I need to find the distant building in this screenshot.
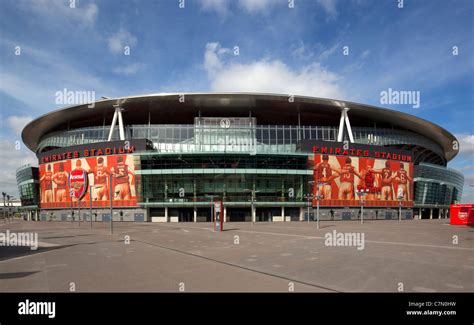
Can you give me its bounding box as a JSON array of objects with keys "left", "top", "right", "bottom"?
[{"left": 15, "top": 164, "right": 40, "bottom": 220}]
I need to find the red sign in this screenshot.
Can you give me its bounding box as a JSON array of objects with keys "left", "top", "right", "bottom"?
[
  {"left": 450, "top": 204, "right": 474, "bottom": 226},
  {"left": 69, "top": 168, "right": 88, "bottom": 200}
]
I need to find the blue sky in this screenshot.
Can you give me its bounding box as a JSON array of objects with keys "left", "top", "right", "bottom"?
[{"left": 0, "top": 0, "right": 473, "bottom": 201}]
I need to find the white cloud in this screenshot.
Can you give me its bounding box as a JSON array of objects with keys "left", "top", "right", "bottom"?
[
  {"left": 6, "top": 116, "right": 33, "bottom": 136},
  {"left": 459, "top": 165, "right": 474, "bottom": 171},
  {"left": 204, "top": 42, "right": 343, "bottom": 98},
  {"left": 361, "top": 50, "right": 370, "bottom": 59},
  {"left": 20, "top": 0, "right": 98, "bottom": 27},
  {"left": 290, "top": 41, "right": 314, "bottom": 60},
  {"left": 238, "top": 0, "right": 276, "bottom": 13},
  {"left": 107, "top": 27, "right": 138, "bottom": 54},
  {"left": 456, "top": 134, "right": 474, "bottom": 157},
  {"left": 461, "top": 174, "right": 474, "bottom": 203},
  {"left": 340, "top": 50, "right": 370, "bottom": 73},
  {"left": 316, "top": 0, "right": 338, "bottom": 18},
  {"left": 318, "top": 42, "right": 340, "bottom": 61},
  {"left": 0, "top": 139, "right": 37, "bottom": 198},
  {"left": 200, "top": 0, "right": 231, "bottom": 17},
  {"left": 0, "top": 41, "right": 112, "bottom": 111},
  {"left": 200, "top": 0, "right": 277, "bottom": 16},
  {"left": 204, "top": 42, "right": 228, "bottom": 75},
  {"left": 463, "top": 174, "right": 474, "bottom": 185},
  {"left": 113, "top": 63, "right": 146, "bottom": 75}
]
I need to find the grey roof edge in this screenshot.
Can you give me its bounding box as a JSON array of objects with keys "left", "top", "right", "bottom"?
[{"left": 21, "top": 92, "right": 459, "bottom": 161}]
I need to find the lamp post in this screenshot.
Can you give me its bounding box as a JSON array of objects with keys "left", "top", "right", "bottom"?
[
  {"left": 10, "top": 197, "right": 16, "bottom": 220},
  {"left": 6, "top": 195, "right": 10, "bottom": 221},
  {"left": 7, "top": 194, "right": 12, "bottom": 221},
  {"left": 2, "top": 192, "right": 6, "bottom": 222},
  {"left": 304, "top": 193, "right": 313, "bottom": 223},
  {"left": 357, "top": 188, "right": 369, "bottom": 224},
  {"left": 109, "top": 173, "right": 113, "bottom": 235},
  {"left": 251, "top": 191, "right": 255, "bottom": 225},
  {"left": 244, "top": 189, "right": 260, "bottom": 225},
  {"left": 398, "top": 194, "right": 404, "bottom": 222},
  {"left": 2, "top": 192, "right": 6, "bottom": 223},
  {"left": 315, "top": 181, "right": 323, "bottom": 230},
  {"left": 70, "top": 193, "right": 74, "bottom": 225},
  {"left": 249, "top": 189, "right": 255, "bottom": 225},
  {"left": 89, "top": 185, "right": 94, "bottom": 228},
  {"left": 305, "top": 180, "right": 320, "bottom": 227},
  {"left": 305, "top": 193, "right": 311, "bottom": 223},
  {"left": 78, "top": 196, "right": 81, "bottom": 227}
]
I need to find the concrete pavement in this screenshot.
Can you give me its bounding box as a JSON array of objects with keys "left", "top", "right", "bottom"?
[{"left": 0, "top": 219, "right": 472, "bottom": 292}]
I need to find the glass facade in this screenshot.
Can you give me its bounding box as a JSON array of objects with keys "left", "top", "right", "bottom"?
[
  {"left": 16, "top": 165, "right": 40, "bottom": 208},
  {"left": 139, "top": 173, "right": 307, "bottom": 205},
  {"left": 37, "top": 124, "right": 445, "bottom": 164},
  {"left": 139, "top": 154, "right": 309, "bottom": 170},
  {"left": 137, "top": 154, "right": 463, "bottom": 208},
  {"left": 413, "top": 163, "right": 464, "bottom": 207}
]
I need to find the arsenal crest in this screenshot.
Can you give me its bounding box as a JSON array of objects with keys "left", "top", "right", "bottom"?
[
  {"left": 458, "top": 212, "right": 468, "bottom": 220},
  {"left": 69, "top": 169, "right": 88, "bottom": 200}
]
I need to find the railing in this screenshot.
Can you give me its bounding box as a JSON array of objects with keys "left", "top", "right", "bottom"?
[
  {"left": 16, "top": 164, "right": 33, "bottom": 173},
  {"left": 140, "top": 195, "right": 304, "bottom": 204}
]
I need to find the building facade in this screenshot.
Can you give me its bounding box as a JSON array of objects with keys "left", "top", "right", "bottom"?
[
  {"left": 19, "top": 93, "right": 463, "bottom": 222},
  {"left": 15, "top": 164, "right": 40, "bottom": 220}
]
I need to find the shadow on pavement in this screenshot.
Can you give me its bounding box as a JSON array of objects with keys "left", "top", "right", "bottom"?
[
  {"left": 0, "top": 245, "right": 75, "bottom": 262},
  {"left": 0, "top": 271, "right": 41, "bottom": 279},
  {"left": 42, "top": 234, "right": 93, "bottom": 239}
]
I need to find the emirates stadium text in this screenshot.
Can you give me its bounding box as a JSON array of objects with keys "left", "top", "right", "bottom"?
[
  {"left": 40, "top": 145, "right": 136, "bottom": 164},
  {"left": 312, "top": 145, "right": 412, "bottom": 162}
]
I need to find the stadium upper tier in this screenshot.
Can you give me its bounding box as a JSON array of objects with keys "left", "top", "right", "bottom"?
[
  {"left": 35, "top": 124, "right": 447, "bottom": 165},
  {"left": 22, "top": 93, "right": 458, "bottom": 165}
]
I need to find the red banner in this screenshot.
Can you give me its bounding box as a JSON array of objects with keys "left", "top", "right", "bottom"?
[
  {"left": 310, "top": 153, "right": 414, "bottom": 207},
  {"left": 39, "top": 155, "right": 138, "bottom": 209}
]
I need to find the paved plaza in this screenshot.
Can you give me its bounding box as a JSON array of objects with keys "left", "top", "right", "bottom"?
[{"left": 0, "top": 219, "right": 472, "bottom": 292}]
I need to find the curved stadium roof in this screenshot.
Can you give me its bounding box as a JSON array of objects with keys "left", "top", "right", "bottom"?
[{"left": 22, "top": 93, "right": 459, "bottom": 161}]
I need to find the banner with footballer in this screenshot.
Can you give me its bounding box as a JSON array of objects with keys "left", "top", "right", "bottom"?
[
  {"left": 39, "top": 154, "right": 138, "bottom": 209},
  {"left": 307, "top": 141, "right": 414, "bottom": 207}
]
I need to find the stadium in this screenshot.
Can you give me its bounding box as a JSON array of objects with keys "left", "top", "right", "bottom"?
[{"left": 16, "top": 93, "right": 464, "bottom": 223}]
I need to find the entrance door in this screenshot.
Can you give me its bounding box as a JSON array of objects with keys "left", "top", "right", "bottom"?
[
  {"left": 227, "top": 208, "right": 251, "bottom": 222},
  {"left": 178, "top": 208, "right": 193, "bottom": 222},
  {"left": 341, "top": 212, "right": 352, "bottom": 220}
]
